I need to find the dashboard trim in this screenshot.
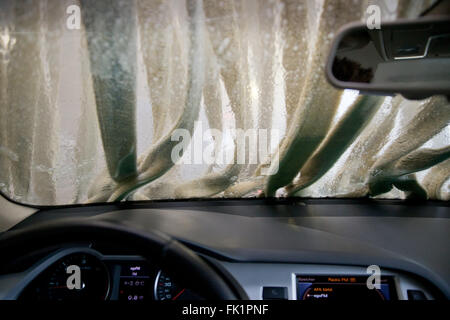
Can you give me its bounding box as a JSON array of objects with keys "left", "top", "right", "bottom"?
[{"left": 154, "top": 270, "right": 162, "bottom": 301}]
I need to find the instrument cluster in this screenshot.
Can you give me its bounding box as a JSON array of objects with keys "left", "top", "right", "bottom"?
[{"left": 19, "top": 248, "right": 202, "bottom": 301}]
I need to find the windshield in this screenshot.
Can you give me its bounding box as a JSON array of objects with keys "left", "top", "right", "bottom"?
[{"left": 0, "top": 0, "right": 449, "bottom": 206}]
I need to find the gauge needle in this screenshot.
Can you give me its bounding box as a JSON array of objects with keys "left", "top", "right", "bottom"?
[{"left": 172, "top": 288, "right": 186, "bottom": 300}]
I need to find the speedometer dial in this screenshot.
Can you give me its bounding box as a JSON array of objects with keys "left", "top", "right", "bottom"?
[
  {"left": 154, "top": 271, "right": 203, "bottom": 300},
  {"left": 154, "top": 271, "right": 182, "bottom": 300},
  {"left": 21, "top": 252, "right": 110, "bottom": 301}
]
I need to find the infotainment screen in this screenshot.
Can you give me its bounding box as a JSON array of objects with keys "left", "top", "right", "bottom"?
[{"left": 297, "top": 275, "right": 397, "bottom": 300}]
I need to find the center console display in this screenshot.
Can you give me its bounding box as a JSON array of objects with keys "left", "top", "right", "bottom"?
[
  {"left": 118, "top": 263, "right": 152, "bottom": 301},
  {"left": 297, "top": 275, "right": 397, "bottom": 300}
]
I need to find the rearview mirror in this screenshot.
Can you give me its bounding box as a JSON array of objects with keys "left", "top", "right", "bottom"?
[{"left": 326, "top": 17, "right": 450, "bottom": 99}]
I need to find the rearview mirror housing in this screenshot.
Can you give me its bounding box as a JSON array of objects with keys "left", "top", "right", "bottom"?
[{"left": 326, "top": 17, "right": 450, "bottom": 100}]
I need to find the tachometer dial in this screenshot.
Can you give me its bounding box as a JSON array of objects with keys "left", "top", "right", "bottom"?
[{"left": 21, "top": 252, "right": 110, "bottom": 301}]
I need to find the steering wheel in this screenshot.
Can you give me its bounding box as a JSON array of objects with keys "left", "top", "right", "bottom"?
[{"left": 0, "top": 219, "right": 241, "bottom": 300}]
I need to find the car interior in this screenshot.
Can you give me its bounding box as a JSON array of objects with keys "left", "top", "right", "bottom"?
[{"left": 0, "top": 0, "right": 449, "bottom": 303}]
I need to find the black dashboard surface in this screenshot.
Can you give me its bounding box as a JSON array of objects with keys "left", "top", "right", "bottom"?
[{"left": 6, "top": 199, "right": 450, "bottom": 298}]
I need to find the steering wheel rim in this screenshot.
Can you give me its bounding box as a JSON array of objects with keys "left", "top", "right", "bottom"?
[{"left": 0, "top": 218, "right": 239, "bottom": 300}]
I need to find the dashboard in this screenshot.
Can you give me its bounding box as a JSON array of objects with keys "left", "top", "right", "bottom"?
[
  {"left": 0, "top": 245, "right": 438, "bottom": 300},
  {"left": 0, "top": 199, "right": 448, "bottom": 300}
]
